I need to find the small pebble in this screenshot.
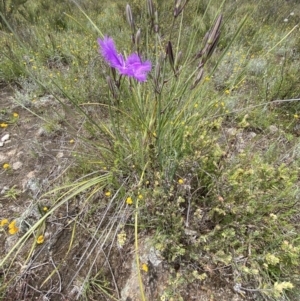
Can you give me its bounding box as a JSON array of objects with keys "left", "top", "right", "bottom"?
[
  {"left": 56, "top": 152, "right": 64, "bottom": 158},
  {"left": 1, "top": 134, "right": 9, "bottom": 142},
  {"left": 269, "top": 125, "right": 278, "bottom": 133},
  {"left": 12, "top": 161, "right": 23, "bottom": 170}
]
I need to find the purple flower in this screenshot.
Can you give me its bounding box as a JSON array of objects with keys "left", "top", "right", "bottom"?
[{"left": 98, "top": 36, "right": 151, "bottom": 82}]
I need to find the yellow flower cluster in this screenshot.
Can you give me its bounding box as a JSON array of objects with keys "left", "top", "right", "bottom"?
[
  {"left": 8, "top": 220, "right": 19, "bottom": 235},
  {"left": 1, "top": 219, "right": 19, "bottom": 235},
  {"left": 0, "top": 219, "right": 9, "bottom": 227},
  {"left": 117, "top": 231, "right": 126, "bottom": 247}
]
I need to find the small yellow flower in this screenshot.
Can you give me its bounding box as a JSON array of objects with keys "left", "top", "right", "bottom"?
[
  {"left": 13, "top": 112, "right": 19, "bottom": 118},
  {"left": 36, "top": 235, "right": 44, "bottom": 244},
  {"left": 69, "top": 139, "right": 75, "bottom": 144},
  {"left": 265, "top": 253, "right": 280, "bottom": 265},
  {"left": 138, "top": 194, "right": 143, "bottom": 200},
  {"left": 225, "top": 89, "right": 230, "bottom": 95},
  {"left": 0, "top": 123, "right": 8, "bottom": 128},
  {"left": 293, "top": 114, "right": 299, "bottom": 119},
  {"left": 105, "top": 191, "right": 111, "bottom": 197},
  {"left": 178, "top": 179, "right": 184, "bottom": 185},
  {"left": 3, "top": 163, "right": 10, "bottom": 169},
  {"left": 141, "top": 263, "right": 148, "bottom": 272},
  {"left": 43, "top": 206, "right": 48, "bottom": 212},
  {"left": 270, "top": 213, "right": 277, "bottom": 220},
  {"left": 8, "top": 220, "right": 19, "bottom": 235},
  {"left": 117, "top": 231, "right": 126, "bottom": 247},
  {"left": 126, "top": 197, "right": 133, "bottom": 205},
  {"left": 0, "top": 219, "right": 9, "bottom": 227}
]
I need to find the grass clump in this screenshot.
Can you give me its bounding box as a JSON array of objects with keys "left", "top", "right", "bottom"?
[{"left": 0, "top": 0, "right": 300, "bottom": 300}]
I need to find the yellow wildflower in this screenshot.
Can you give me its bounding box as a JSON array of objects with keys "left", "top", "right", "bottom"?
[
  {"left": 274, "top": 281, "right": 294, "bottom": 295},
  {"left": 8, "top": 220, "right": 19, "bottom": 235},
  {"left": 36, "top": 235, "right": 44, "bottom": 244},
  {"left": 69, "top": 139, "right": 75, "bottom": 144},
  {"left": 105, "top": 191, "right": 111, "bottom": 197},
  {"left": 3, "top": 163, "right": 10, "bottom": 169},
  {"left": 141, "top": 263, "right": 148, "bottom": 272},
  {"left": 0, "top": 123, "right": 8, "bottom": 128},
  {"left": 138, "top": 194, "right": 143, "bottom": 200},
  {"left": 43, "top": 206, "right": 48, "bottom": 212},
  {"left": 117, "top": 231, "right": 126, "bottom": 247},
  {"left": 0, "top": 219, "right": 9, "bottom": 227},
  {"left": 293, "top": 114, "right": 299, "bottom": 119},
  {"left": 265, "top": 253, "right": 280, "bottom": 265},
  {"left": 178, "top": 179, "right": 184, "bottom": 185},
  {"left": 126, "top": 197, "right": 133, "bottom": 205},
  {"left": 225, "top": 89, "right": 230, "bottom": 95},
  {"left": 13, "top": 112, "right": 19, "bottom": 118}
]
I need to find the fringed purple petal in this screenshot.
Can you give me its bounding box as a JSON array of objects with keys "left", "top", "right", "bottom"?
[
  {"left": 98, "top": 37, "right": 125, "bottom": 69},
  {"left": 98, "top": 36, "right": 151, "bottom": 82},
  {"left": 126, "top": 54, "right": 152, "bottom": 82}
]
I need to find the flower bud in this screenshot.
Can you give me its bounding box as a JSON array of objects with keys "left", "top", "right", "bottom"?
[
  {"left": 126, "top": 4, "right": 135, "bottom": 33},
  {"left": 166, "top": 41, "right": 175, "bottom": 72},
  {"left": 135, "top": 28, "right": 141, "bottom": 47},
  {"left": 175, "top": 51, "right": 182, "bottom": 69},
  {"left": 191, "top": 68, "right": 204, "bottom": 89},
  {"left": 147, "top": 0, "right": 154, "bottom": 18}
]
